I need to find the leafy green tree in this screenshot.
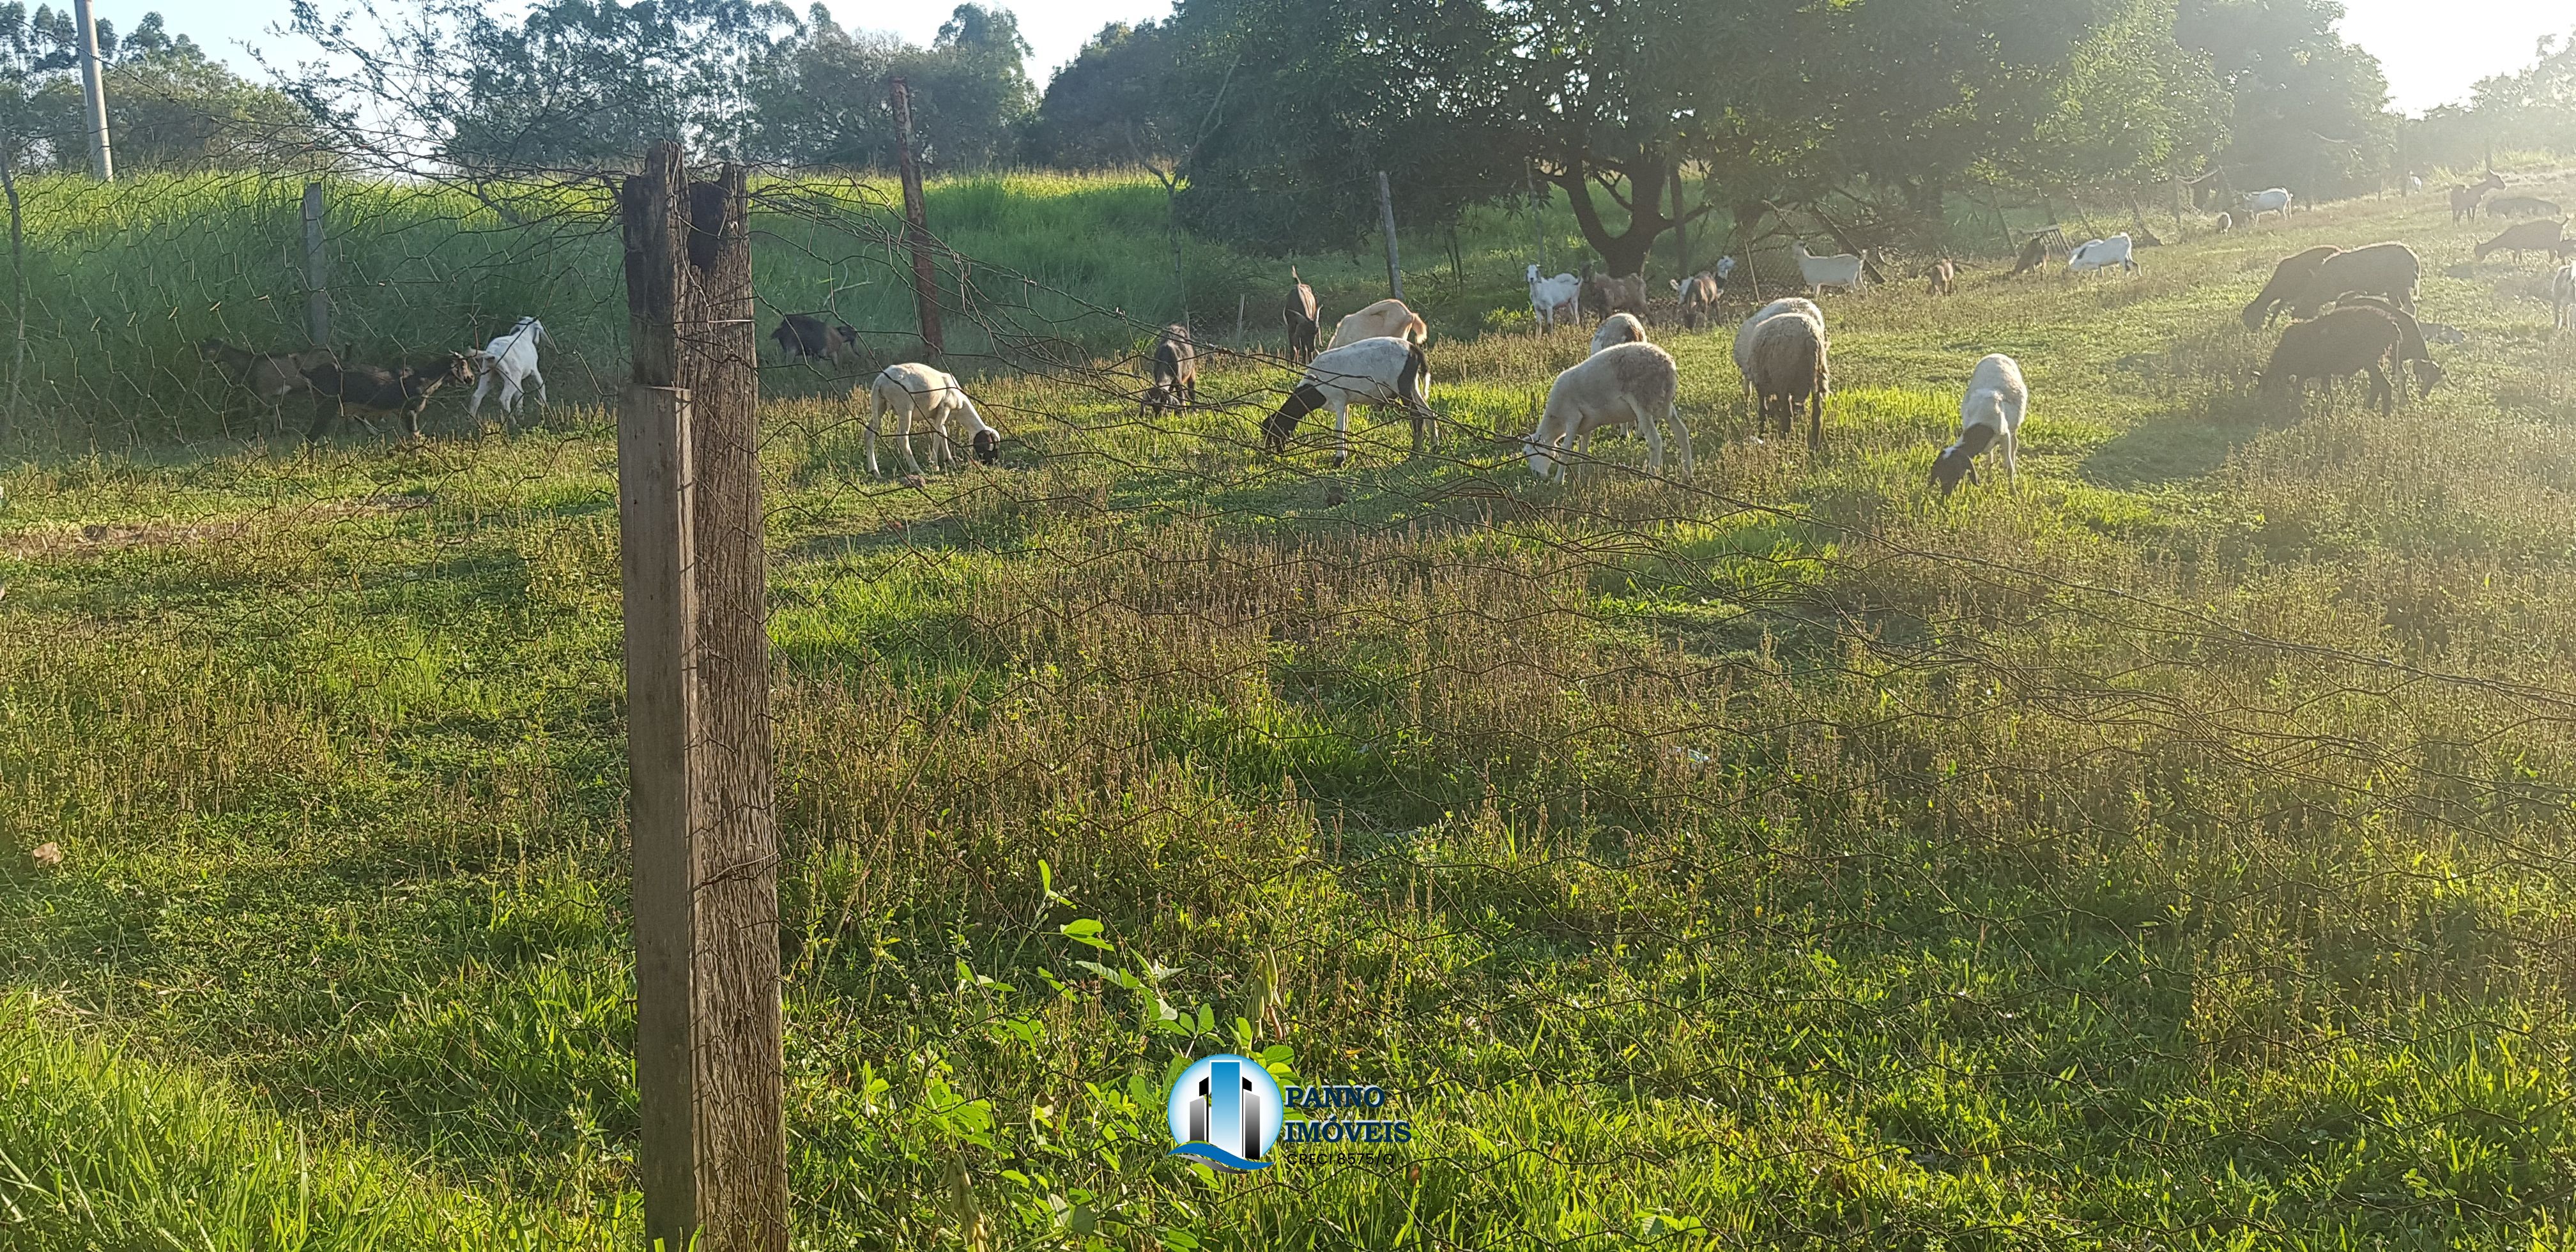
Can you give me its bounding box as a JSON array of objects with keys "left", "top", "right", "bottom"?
[
  {"left": 742, "top": 3, "right": 1036, "bottom": 171},
  {"left": 0, "top": 6, "right": 304, "bottom": 172},
  {"left": 2407, "top": 29, "right": 2576, "bottom": 171},
  {"left": 1026, "top": 20, "right": 1179, "bottom": 169},
  {"left": 2177, "top": 0, "right": 2395, "bottom": 196}
]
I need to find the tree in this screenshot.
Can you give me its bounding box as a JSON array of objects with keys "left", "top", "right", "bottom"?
[
  {"left": 1026, "top": 20, "right": 1179, "bottom": 169},
  {"left": 742, "top": 3, "right": 1036, "bottom": 171},
  {"left": 0, "top": 6, "right": 305, "bottom": 172},
  {"left": 2177, "top": 0, "right": 2395, "bottom": 197}
]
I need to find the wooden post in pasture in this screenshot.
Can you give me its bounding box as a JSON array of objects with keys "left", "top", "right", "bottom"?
[
  {"left": 301, "top": 183, "right": 330, "bottom": 349},
  {"left": 1527, "top": 163, "right": 1547, "bottom": 278},
  {"left": 1234, "top": 293, "right": 1245, "bottom": 344},
  {"left": 2, "top": 150, "right": 22, "bottom": 432},
  {"left": 70, "top": 0, "right": 110, "bottom": 181},
  {"left": 618, "top": 141, "right": 786, "bottom": 1252},
  {"left": 890, "top": 78, "right": 945, "bottom": 359},
  {"left": 1376, "top": 171, "right": 1404, "bottom": 301},
  {"left": 1670, "top": 164, "right": 1691, "bottom": 278}
]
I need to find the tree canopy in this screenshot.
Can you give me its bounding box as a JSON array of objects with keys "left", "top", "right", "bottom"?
[{"left": 0, "top": 6, "right": 309, "bottom": 172}]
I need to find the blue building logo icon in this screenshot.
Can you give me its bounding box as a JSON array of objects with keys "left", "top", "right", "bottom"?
[{"left": 1165, "top": 1054, "right": 1284, "bottom": 1172}]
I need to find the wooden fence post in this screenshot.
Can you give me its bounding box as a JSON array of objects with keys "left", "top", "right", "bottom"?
[
  {"left": 302, "top": 182, "right": 329, "bottom": 349},
  {"left": 619, "top": 140, "right": 786, "bottom": 1252},
  {"left": 891, "top": 78, "right": 944, "bottom": 359},
  {"left": 1377, "top": 171, "right": 1404, "bottom": 300}
]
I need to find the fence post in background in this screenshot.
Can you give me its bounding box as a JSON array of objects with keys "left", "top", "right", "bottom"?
[
  {"left": 1234, "top": 293, "right": 1245, "bottom": 344},
  {"left": 1376, "top": 171, "right": 1403, "bottom": 300},
  {"left": 619, "top": 140, "right": 787, "bottom": 1252},
  {"left": 302, "top": 182, "right": 330, "bottom": 349},
  {"left": 70, "top": 0, "right": 109, "bottom": 181},
  {"left": 1670, "top": 164, "right": 1690, "bottom": 278},
  {"left": 1528, "top": 163, "right": 1547, "bottom": 278},
  {"left": 890, "top": 78, "right": 944, "bottom": 359}
]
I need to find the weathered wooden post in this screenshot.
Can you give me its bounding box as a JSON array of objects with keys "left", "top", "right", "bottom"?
[
  {"left": 890, "top": 78, "right": 944, "bottom": 359},
  {"left": 1376, "top": 171, "right": 1404, "bottom": 300},
  {"left": 618, "top": 140, "right": 786, "bottom": 1252},
  {"left": 302, "top": 182, "right": 330, "bottom": 349}
]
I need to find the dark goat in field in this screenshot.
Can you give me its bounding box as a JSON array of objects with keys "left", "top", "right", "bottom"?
[
  {"left": 1142, "top": 325, "right": 1197, "bottom": 417},
  {"left": 2489, "top": 196, "right": 2561, "bottom": 218},
  {"left": 2257, "top": 307, "right": 2404, "bottom": 415},
  {"left": 302, "top": 353, "right": 475, "bottom": 441},
  {"left": 2476, "top": 219, "right": 2566, "bottom": 263},
  {"left": 770, "top": 313, "right": 859, "bottom": 364},
  {"left": 2241, "top": 241, "right": 2419, "bottom": 329},
  {"left": 198, "top": 338, "right": 335, "bottom": 431},
  {"left": 1283, "top": 268, "right": 1319, "bottom": 364},
  {"left": 2009, "top": 229, "right": 2064, "bottom": 277},
  {"left": 2333, "top": 294, "right": 2444, "bottom": 399}
]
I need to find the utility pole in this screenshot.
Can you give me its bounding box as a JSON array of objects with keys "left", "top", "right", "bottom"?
[
  {"left": 1376, "top": 171, "right": 1403, "bottom": 301},
  {"left": 890, "top": 78, "right": 943, "bottom": 359},
  {"left": 72, "top": 0, "right": 111, "bottom": 181}
]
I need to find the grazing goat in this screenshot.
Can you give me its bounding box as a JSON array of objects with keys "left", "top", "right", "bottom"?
[
  {"left": 2257, "top": 307, "right": 2404, "bottom": 415},
  {"left": 198, "top": 338, "right": 334, "bottom": 431},
  {"left": 2476, "top": 219, "right": 2567, "bottom": 263},
  {"left": 1590, "top": 312, "right": 1646, "bottom": 356},
  {"left": 1261, "top": 336, "right": 1434, "bottom": 467},
  {"left": 1325, "top": 298, "right": 1427, "bottom": 351},
  {"left": 1733, "top": 297, "right": 1823, "bottom": 409},
  {"left": 465, "top": 317, "right": 549, "bottom": 421},
  {"left": 772, "top": 313, "right": 859, "bottom": 365},
  {"left": 303, "top": 353, "right": 476, "bottom": 442},
  {"left": 2333, "top": 294, "right": 2444, "bottom": 398},
  {"left": 2552, "top": 262, "right": 2575, "bottom": 331},
  {"left": 2010, "top": 229, "right": 2066, "bottom": 276},
  {"left": 1521, "top": 342, "right": 1690, "bottom": 481},
  {"left": 1930, "top": 353, "right": 2027, "bottom": 496},
  {"left": 1748, "top": 309, "right": 1830, "bottom": 449},
  {"left": 1528, "top": 264, "right": 1582, "bottom": 330},
  {"left": 1142, "top": 325, "right": 1197, "bottom": 418},
  {"left": 1791, "top": 241, "right": 1865, "bottom": 296},
  {"left": 2490, "top": 196, "right": 2561, "bottom": 218},
  {"left": 1926, "top": 257, "right": 1958, "bottom": 296},
  {"left": 1284, "top": 268, "right": 1321, "bottom": 363},
  {"left": 2242, "top": 187, "right": 2294, "bottom": 224},
  {"left": 1670, "top": 271, "right": 1721, "bottom": 329},
  {"left": 2241, "top": 241, "right": 2421, "bottom": 329},
  {"left": 1591, "top": 273, "right": 1652, "bottom": 319},
  {"left": 866, "top": 363, "right": 999, "bottom": 477},
  {"left": 2067, "top": 234, "right": 2138, "bottom": 276}
]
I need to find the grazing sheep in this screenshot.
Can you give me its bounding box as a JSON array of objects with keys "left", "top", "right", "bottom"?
[
  {"left": 2553, "top": 262, "right": 2575, "bottom": 331},
  {"left": 2010, "top": 229, "right": 2064, "bottom": 277},
  {"left": 1529, "top": 264, "right": 1582, "bottom": 330},
  {"left": 1520, "top": 342, "right": 1690, "bottom": 481},
  {"left": 1284, "top": 268, "right": 1321, "bottom": 363},
  {"left": 303, "top": 353, "right": 477, "bottom": 442},
  {"left": 1325, "top": 298, "right": 1427, "bottom": 351},
  {"left": 2476, "top": 219, "right": 2568, "bottom": 263},
  {"left": 197, "top": 338, "right": 334, "bottom": 431},
  {"left": 1670, "top": 271, "right": 1721, "bottom": 329},
  {"left": 1733, "top": 297, "right": 1823, "bottom": 408},
  {"left": 1260, "top": 336, "right": 1435, "bottom": 467},
  {"left": 2333, "top": 294, "right": 2445, "bottom": 398},
  {"left": 866, "top": 362, "right": 999, "bottom": 477},
  {"left": 1930, "top": 353, "right": 2027, "bottom": 496},
  {"left": 1590, "top": 312, "right": 1646, "bottom": 355},
  {"left": 1142, "top": 325, "right": 1197, "bottom": 418},
  {"left": 2241, "top": 242, "right": 2421, "bottom": 329},
  {"left": 2067, "top": 234, "right": 2138, "bottom": 276},
  {"left": 1748, "top": 309, "right": 1830, "bottom": 449},
  {"left": 2256, "top": 307, "right": 2404, "bottom": 415},
  {"left": 771, "top": 313, "right": 860, "bottom": 365},
  {"left": 465, "top": 317, "right": 550, "bottom": 421},
  {"left": 1791, "top": 241, "right": 1865, "bottom": 296},
  {"left": 2489, "top": 195, "right": 2562, "bottom": 218},
  {"left": 1926, "top": 257, "right": 1958, "bottom": 296},
  {"left": 2242, "top": 187, "right": 2294, "bottom": 224}
]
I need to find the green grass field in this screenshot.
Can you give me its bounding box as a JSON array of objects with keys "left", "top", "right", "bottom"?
[{"left": 5, "top": 168, "right": 2576, "bottom": 1249}]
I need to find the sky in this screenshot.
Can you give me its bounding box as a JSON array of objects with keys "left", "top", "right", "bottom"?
[{"left": 157, "top": 0, "right": 2576, "bottom": 117}]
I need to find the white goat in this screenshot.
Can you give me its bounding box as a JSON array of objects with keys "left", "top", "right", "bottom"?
[
  {"left": 1929, "top": 354, "right": 2027, "bottom": 495},
  {"left": 1326, "top": 298, "right": 1427, "bottom": 351},
  {"left": 466, "top": 317, "right": 549, "bottom": 420},
  {"left": 1522, "top": 342, "right": 1690, "bottom": 481},
  {"left": 2243, "top": 187, "right": 2294, "bottom": 224},
  {"left": 2554, "top": 262, "right": 2576, "bottom": 331},
  {"left": 1733, "top": 297, "right": 1823, "bottom": 406},
  {"left": 1527, "top": 264, "right": 1581, "bottom": 330},
  {"left": 866, "top": 363, "right": 1000, "bottom": 477},
  {"left": 1790, "top": 241, "right": 1865, "bottom": 296},
  {"left": 2067, "top": 234, "right": 2138, "bottom": 276},
  {"left": 1590, "top": 312, "right": 1646, "bottom": 355},
  {"left": 1261, "top": 336, "right": 1435, "bottom": 467}
]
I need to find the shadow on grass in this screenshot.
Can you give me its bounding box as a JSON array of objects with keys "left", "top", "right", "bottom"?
[{"left": 2079, "top": 412, "right": 2271, "bottom": 487}]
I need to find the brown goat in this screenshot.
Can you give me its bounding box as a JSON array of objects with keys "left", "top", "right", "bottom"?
[
  {"left": 2009, "top": 229, "right": 2062, "bottom": 277},
  {"left": 199, "top": 338, "right": 336, "bottom": 432},
  {"left": 1283, "top": 267, "right": 1319, "bottom": 364},
  {"left": 2476, "top": 219, "right": 2566, "bottom": 263},
  {"left": 2256, "top": 307, "right": 2404, "bottom": 415},
  {"left": 2332, "top": 294, "right": 2443, "bottom": 399},
  {"left": 1926, "top": 257, "right": 1957, "bottom": 296},
  {"left": 303, "top": 353, "right": 477, "bottom": 441},
  {"left": 2488, "top": 195, "right": 2561, "bottom": 218},
  {"left": 770, "top": 314, "right": 860, "bottom": 365},
  {"left": 1142, "top": 325, "right": 1197, "bottom": 417},
  {"left": 1671, "top": 272, "right": 1721, "bottom": 329},
  {"left": 2241, "top": 242, "right": 2419, "bottom": 329}
]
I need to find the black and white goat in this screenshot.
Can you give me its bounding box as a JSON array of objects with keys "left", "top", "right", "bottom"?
[
  {"left": 1929, "top": 354, "right": 2027, "bottom": 496},
  {"left": 1261, "top": 336, "right": 1434, "bottom": 466},
  {"left": 866, "top": 363, "right": 1000, "bottom": 476}
]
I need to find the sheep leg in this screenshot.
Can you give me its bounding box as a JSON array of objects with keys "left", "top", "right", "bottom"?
[
  {"left": 864, "top": 391, "right": 885, "bottom": 477},
  {"left": 1331, "top": 399, "right": 1351, "bottom": 468},
  {"left": 531, "top": 369, "right": 548, "bottom": 408},
  {"left": 1636, "top": 401, "right": 1666, "bottom": 473},
  {"left": 466, "top": 371, "right": 493, "bottom": 419},
  {"left": 2366, "top": 363, "right": 2393, "bottom": 415},
  {"left": 898, "top": 402, "right": 927, "bottom": 477},
  {"left": 2002, "top": 426, "right": 2018, "bottom": 490},
  {"left": 1806, "top": 392, "right": 1822, "bottom": 452},
  {"left": 1666, "top": 403, "right": 1694, "bottom": 478}
]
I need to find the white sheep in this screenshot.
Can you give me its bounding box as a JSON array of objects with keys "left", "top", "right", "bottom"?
[
  {"left": 1326, "top": 298, "right": 1427, "bottom": 351},
  {"left": 1748, "top": 310, "right": 1830, "bottom": 448},
  {"left": 2242, "top": 187, "right": 2294, "bottom": 224},
  {"left": 1791, "top": 241, "right": 1865, "bottom": 296},
  {"left": 866, "top": 363, "right": 1000, "bottom": 477},
  {"left": 1521, "top": 341, "right": 1691, "bottom": 481},
  {"left": 1929, "top": 354, "right": 2027, "bottom": 495},
  {"left": 466, "top": 317, "right": 550, "bottom": 420},
  {"left": 1261, "top": 335, "right": 1436, "bottom": 466},
  {"left": 1733, "top": 297, "right": 1823, "bottom": 407},
  {"left": 2067, "top": 233, "right": 2138, "bottom": 276},
  {"left": 1590, "top": 312, "right": 1646, "bottom": 355},
  {"left": 1527, "top": 264, "right": 1581, "bottom": 330}
]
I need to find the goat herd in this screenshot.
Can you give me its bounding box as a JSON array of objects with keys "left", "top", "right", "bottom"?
[{"left": 192, "top": 181, "right": 2576, "bottom": 500}]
